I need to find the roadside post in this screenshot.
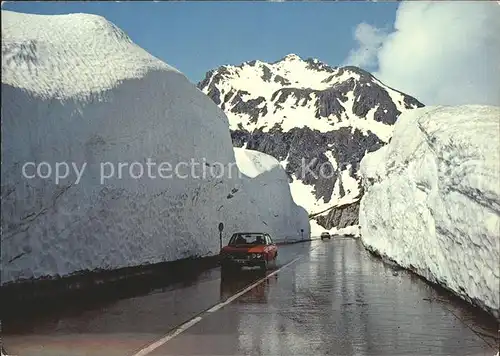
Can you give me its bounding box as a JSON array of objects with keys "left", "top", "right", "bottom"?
[
  {"left": 218, "top": 222, "right": 224, "bottom": 250},
  {"left": 300, "top": 228, "right": 304, "bottom": 240}
]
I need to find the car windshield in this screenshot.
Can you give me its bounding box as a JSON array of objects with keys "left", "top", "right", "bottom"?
[{"left": 228, "top": 233, "right": 266, "bottom": 246}]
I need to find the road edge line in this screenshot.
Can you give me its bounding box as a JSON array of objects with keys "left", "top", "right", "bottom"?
[{"left": 130, "top": 254, "right": 304, "bottom": 356}]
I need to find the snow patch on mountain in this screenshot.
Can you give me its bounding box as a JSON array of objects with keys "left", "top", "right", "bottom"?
[
  {"left": 359, "top": 105, "right": 500, "bottom": 318},
  {"left": 1, "top": 10, "right": 309, "bottom": 284}
]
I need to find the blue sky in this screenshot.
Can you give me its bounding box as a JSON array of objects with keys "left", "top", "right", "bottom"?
[{"left": 3, "top": 1, "right": 399, "bottom": 83}]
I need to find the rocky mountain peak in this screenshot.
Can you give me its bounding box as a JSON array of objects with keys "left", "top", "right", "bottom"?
[
  {"left": 197, "top": 55, "right": 424, "bottom": 226},
  {"left": 282, "top": 53, "right": 301, "bottom": 62}
]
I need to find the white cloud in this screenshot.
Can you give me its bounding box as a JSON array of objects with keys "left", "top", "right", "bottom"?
[
  {"left": 346, "top": 2, "right": 500, "bottom": 106},
  {"left": 344, "top": 23, "right": 387, "bottom": 69}
]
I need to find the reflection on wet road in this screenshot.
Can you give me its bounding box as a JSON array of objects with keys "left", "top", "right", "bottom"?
[{"left": 3, "top": 239, "right": 498, "bottom": 356}]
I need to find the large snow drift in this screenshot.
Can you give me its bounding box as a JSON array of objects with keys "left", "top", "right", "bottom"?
[
  {"left": 1, "top": 10, "right": 309, "bottom": 284},
  {"left": 234, "top": 148, "right": 310, "bottom": 238},
  {"left": 359, "top": 105, "right": 500, "bottom": 318}
]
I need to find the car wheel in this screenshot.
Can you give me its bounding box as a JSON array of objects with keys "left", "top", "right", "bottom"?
[
  {"left": 267, "top": 256, "right": 277, "bottom": 270},
  {"left": 260, "top": 259, "right": 268, "bottom": 272},
  {"left": 221, "top": 264, "right": 231, "bottom": 278}
]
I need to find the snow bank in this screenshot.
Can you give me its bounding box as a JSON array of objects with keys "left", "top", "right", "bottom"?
[
  {"left": 234, "top": 148, "right": 282, "bottom": 179},
  {"left": 234, "top": 148, "right": 310, "bottom": 239},
  {"left": 1, "top": 10, "right": 309, "bottom": 284},
  {"left": 359, "top": 105, "right": 500, "bottom": 318}
]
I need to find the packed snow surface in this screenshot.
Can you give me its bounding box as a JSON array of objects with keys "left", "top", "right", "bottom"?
[
  {"left": 359, "top": 105, "right": 500, "bottom": 318},
  {"left": 1, "top": 10, "right": 309, "bottom": 284},
  {"left": 2, "top": 11, "right": 177, "bottom": 98},
  {"left": 234, "top": 148, "right": 282, "bottom": 179}
]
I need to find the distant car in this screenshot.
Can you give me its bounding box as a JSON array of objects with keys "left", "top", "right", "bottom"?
[
  {"left": 219, "top": 232, "right": 278, "bottom": 275},
  {"left": 320, "top": 232, "right": 331, "bottom": 240}
]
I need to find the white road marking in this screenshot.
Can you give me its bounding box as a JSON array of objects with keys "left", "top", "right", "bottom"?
[
  {"left": 130, "top": 254, "right": 304, "bottom": 356},
  {"left": 207, "top": 255, "right": 301, "bottom": 313},
  {"left": 132, "top": 317, "right": 202, "bottom": 356}
]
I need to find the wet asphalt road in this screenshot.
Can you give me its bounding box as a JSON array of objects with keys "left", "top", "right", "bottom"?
[{"left": 3, "top": 238, "right": 499, "bottom": 356}]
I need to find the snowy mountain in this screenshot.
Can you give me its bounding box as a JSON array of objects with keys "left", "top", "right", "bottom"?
[
  {"left": 1, "top": 11, "right": 309, "bottom": 284},
  {"left": 359, "top": 105, "right": 500, "bottom": 318},
  {"left": 198, "top": 54, "right": 424, "bottom": 233}
]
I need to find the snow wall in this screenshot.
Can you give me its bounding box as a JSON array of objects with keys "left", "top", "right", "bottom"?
[
  {"left": 1, "top": 10, "right": 309, "bottom": 284},
  {"left": 359, "top": 105, "right": 500, "bottom": 319}
]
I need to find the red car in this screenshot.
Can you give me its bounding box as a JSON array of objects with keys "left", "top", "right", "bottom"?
[{"left": 219, "top": 232, "right": 278, "bottom": 275}]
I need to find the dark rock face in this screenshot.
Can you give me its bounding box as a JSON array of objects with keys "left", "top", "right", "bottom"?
[
  {"left": 315, "top": 201, "right": 360, "bottom": 229},
  {"left": 305, "top": 58, "right": 337, "bottom": 73},
  {"left": 197, "top": 70, "right": 213, "bottom": 91},
  {"left": 315, "top": 80, "right": 355, "bottom": 118},
  {"left": 261, "top": 65, "right": 272, "bottom": 82},
  {"left": 231, "top": 95, "right": 267, "bottom": 123},
  {"left": 271, "top": 88, "right": 314, "bottom": 106},
  {"left": 205, "top": 82, "right": 222, "bottom": 105},
  {"left": 227, "top": 90, "right": 265, "bottom": 123},
  {"left": 274, "top": 75, "right": 291, "bottom": 86},
  {"left": 266, "top": 73, "right": 423, "bottom": 124},
  {"left": 197, "top": 67, "right": 235, "bottom": 106},
  {"left": 402, "top": 93, "right": 424, "bottom": 109},
  {"left": 344, "top": 67, "right": 424, "bottom": 124},
  {"left": 232, "top": 127, "right": 383, "bottom": 204}
]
